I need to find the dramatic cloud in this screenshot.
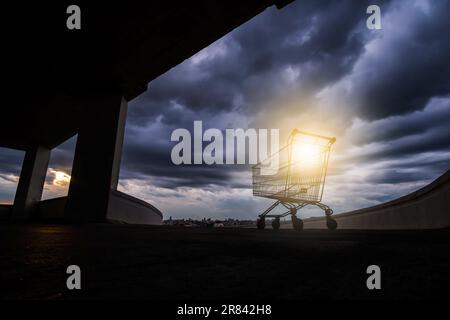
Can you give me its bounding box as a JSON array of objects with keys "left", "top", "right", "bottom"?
[
  {"left": 1, "top": 0, "right": 449, "bottom": 218},
  {"left": 0, "top": 148, "right": 23, "bottom": 203}
]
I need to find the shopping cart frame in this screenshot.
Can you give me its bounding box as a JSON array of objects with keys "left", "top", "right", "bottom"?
[{"left": 252, "top": 129, "right": 337, "bottom": 230}]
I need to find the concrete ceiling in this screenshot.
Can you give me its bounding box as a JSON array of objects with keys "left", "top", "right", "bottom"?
[{"left": 3, "top": 0, "right": 293, "bottom": 150}]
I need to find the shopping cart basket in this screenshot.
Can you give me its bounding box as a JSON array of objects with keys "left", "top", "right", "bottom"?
[{"left": 252, "top": 129, "right": 336, "bottom": 230}]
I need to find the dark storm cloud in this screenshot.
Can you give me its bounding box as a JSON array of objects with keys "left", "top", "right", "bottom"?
[
  {"left": 121, "top": 137, "right": 251, "bottom": 189},
  {"left": 347, "top": 0, "right": 450, "bottom": 120},
  {"left": 368, "top": 169, "right": 433, "bottom": 184},
  {"left": 366, "top": 154, "right": 450, "bottom": 185},
  {"left": 364, "top": 125, "right": 450, "bottom": 162},
  {"left": 231, "top": 0, "right": 368, "bottom": 93},
  {"left": 383, "top": 152, "right": 450, "bottom": 175},
  {"left": 123, "top": 0, "right": 379, "bottom": 187},
  {"left": 127, "top": 0, "right": 372, "bottom": 124},
  {"left": 352, "top": 96, "right": 450, "bottom": 146},
  {"left": 46, "top": 135, "right": 77, "bottom": 172},
  {"left": 0, "top": 147, "right": 24, "bottom": 176}
]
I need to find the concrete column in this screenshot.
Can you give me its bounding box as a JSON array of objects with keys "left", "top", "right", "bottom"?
[
  {"left": 12, "top": 145, "right": 51, "bottom": 221},
  {"left": 65, "top": 93, "right": 127, "bottom": 222}
]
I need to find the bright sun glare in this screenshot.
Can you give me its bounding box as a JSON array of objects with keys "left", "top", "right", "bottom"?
[
  {"left": 292, "top": 141, "right": 322, "bottom": 168},
  {"left": 53, "top": 171, "right": 71, "bottom": 186}
]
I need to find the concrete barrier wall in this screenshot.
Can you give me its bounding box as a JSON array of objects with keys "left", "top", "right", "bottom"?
[
  {"left": 38, "top": 190, "right": 163, "bottom": 225},
  {"left": 304, "top": 170, "right": 450, "bottom": 230},
  {"left": 107, "top": 190, "right": 163, "bottom": 225}
]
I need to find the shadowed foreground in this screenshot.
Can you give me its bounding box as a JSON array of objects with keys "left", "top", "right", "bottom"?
[{"left": 1, "top": 224, "right": 449, "bottom": 300}]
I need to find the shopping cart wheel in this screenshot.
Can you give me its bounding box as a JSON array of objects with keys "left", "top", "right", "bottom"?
[
  {"left": 257, "top": 218, "right": 266, "bottom": 230},
  {"left": 272, "top": 218, "right": 280, "bottom": 230},
  {"left": 326, "top": 217, "right": 338, "bottom": 230},
  {"left": 291, "top": 215, "right": 303, "bottom": 231}
]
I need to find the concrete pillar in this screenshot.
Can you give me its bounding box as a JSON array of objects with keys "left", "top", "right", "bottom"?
[
  {"left": 65, "top": 93, "right": 127, "bottom": 222},
  {"left": 12, "top": 145, "right": 51, "bottom": 221}
]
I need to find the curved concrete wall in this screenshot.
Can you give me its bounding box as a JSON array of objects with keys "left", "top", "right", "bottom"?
[
  {"left": 304, "top": 170, "right": 450, "bottom": 229},
  {"left": 38, "top": 190, "right": 163, "bottom": 225},
  {"left": 107, "top": 190, "right": 162, "bottom": 225}
]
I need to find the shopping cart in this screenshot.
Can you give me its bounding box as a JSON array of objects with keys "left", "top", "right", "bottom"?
[{"left": 252, "top": 129, "right": 336, "bottom": 230}]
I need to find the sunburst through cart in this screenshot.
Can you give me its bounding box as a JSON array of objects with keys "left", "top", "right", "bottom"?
[{"left": 253, "top": 130, "right": 336, "bottom": 230}]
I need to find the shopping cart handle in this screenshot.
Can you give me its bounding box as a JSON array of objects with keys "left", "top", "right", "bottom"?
[{"left": 290, "top": 129, "right": 336, "bottom": 144}]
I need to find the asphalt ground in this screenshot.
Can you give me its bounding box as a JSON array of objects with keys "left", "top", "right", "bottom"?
[{"left": 1, "top": 224, "right": 449, "bottom": 300}]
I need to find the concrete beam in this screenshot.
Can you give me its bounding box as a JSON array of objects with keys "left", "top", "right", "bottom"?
[
  {"left": 12, "top": 145, "right": 50, "bottom": 221},
  {"left": 65, "top": 94, "right": 127, "bottom": 222}
]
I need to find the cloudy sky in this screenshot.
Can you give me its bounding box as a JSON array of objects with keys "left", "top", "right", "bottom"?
[{"left": 1, "top": 0, "right": 450, "bottom": 220}]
